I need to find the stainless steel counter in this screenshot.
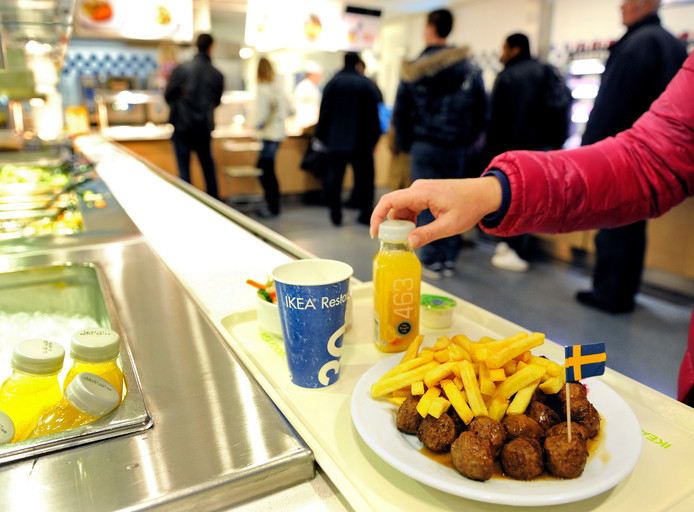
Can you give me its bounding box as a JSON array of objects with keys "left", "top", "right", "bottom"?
[{"left": 0, "top": 171, "right": 314, "bottom": 510}]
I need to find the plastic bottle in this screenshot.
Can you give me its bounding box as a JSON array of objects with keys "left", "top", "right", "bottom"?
[
  {"left": 373, "top": 220, "right": 421, "bottom": 352},
  {"left": 0, "top": 410, "right": 15, "bottom": 444},
  {"left": 63, "top": 328, "right": 124, "bottom": 400},
  {"left": 0, "top": 339, "right": 65, "bottom": 442},
  {"left": 32, "top": 372, "right": 120, "bottom": 438}
]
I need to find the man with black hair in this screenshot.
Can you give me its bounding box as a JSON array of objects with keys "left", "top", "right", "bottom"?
[
  {"left": 315, "top": 51, "right": 382, "bottom": 226},
  {"left": 165, "top": 33, "right": 225, "bottom": 199},
  {"left": 392, "top": 8, "right": 487, "bottom": 279},
  {"left": 486, "top": 33, "right": 570, "bottom": 272}
]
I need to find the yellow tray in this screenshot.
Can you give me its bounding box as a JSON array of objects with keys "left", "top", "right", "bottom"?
[{"left": 213, "top": 282, "right": 694, "bottom": 511}]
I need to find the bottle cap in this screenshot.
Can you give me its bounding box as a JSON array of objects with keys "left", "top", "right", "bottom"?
[
  {"left": 0, "top": 410, "right": 15, "bottom": 444},
  {"left": 11, "top": 339, "right": 65, "bottom": 375},
  {"left": 70, "top": 328, "right": 121, "bottom": 362},
  {"left": 377, "top": 220, "right": 415, "bottom": 242},
  {"left": 65, "top": 373, "right": 120, "bottom": 418}
]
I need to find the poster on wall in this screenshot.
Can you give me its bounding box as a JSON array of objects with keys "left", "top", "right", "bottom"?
[
  {"left": 73, "top": 0, "right": 194, "bottom": 42},
  {"left": 245, "top": 0, "right": 381, "bottom": 52}
]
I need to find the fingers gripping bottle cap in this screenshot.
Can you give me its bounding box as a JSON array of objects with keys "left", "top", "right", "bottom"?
[
  {"left": 11, "top": 339, "right": 65, "bottom": 375},
  {"left": 66, "top": 373, "right": 120, "bottom": 418},
  {"left": 70, "top": 328, "right": 121, "bottom": 362},
  {"left": 0, "top": 410, "right": 15, "bottom": 444},
  {"left": 377, "top": 220, "right": 415, "bottom": 243}
]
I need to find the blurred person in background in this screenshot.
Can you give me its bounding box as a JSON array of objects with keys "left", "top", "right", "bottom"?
[
  {"left": 165, "top": 33, "right": 224, "bottom": 200},
  {"left": 253, "top": 57, "right": 295, "bottom": 217},
  {"left": 576, "top": 0, "right": 687, "bottom": 313},
  {"left": 315, "top": 52, "right": 382, "bottom": 226},
  {"left": 485, "top": 33, "right": 571, "bottom": 272},
  {"left": 391, "top": 8, "right": 487, "bottom": 280},
  {"left": 369, "top": 52, "right": 694, "bottom": 406},
  {"left": 294, "top": 61, "right": 323, "bottom": 132}
]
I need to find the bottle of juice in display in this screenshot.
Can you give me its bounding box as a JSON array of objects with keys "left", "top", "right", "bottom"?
[
  {"left": 0, "top": 410, "right": 15, "bottom": 444},
  {"left": 0, "top": 339, "right": 65, "bottom": 442},
  {"left": 32, "top": 372, "right": 120, "bottom": 438},
  {"left": 373, "top": 220, "right": 421, "bottom": 352},
  {"left": 63, "top": 328, "right": 124, "bottom": 400}
]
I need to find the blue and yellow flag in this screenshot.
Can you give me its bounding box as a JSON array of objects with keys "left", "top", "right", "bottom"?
[{"left": 564, "top": 343, "right": 606, "bottom": 381}]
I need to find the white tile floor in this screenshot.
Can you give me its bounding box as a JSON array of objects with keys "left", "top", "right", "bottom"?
[{"left": 249, "top": 193, "right": 694, "bottom": 400}]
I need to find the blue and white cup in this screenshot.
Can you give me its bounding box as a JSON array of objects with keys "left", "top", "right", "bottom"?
[{"left": 272, "top": 259, "right": 353, "bottom": 388}]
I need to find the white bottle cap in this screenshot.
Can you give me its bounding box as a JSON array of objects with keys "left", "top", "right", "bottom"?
[
  {"left": 11, "top": 339, "right": 65, "bottom": 375},
  {"left": 65, "top": 373, "right": 120, "bottom": 418},
  {"left": 378, "top": 220, "right": 415, "bottom": 242},
  {"left": 0, "top": 410, "right": 15, "bottom": 444},
  {"left": 70, "top": 328, "right": 121, "bottom": 362}
]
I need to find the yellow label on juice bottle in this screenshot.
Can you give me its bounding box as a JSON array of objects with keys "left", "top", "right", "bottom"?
[{"left": 373, "top": 240, "right": 421, "bottom": 353}]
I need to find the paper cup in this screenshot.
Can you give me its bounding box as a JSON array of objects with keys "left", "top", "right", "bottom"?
[{"left": 272, "top": 259, "right": 353, "bottom": 388}]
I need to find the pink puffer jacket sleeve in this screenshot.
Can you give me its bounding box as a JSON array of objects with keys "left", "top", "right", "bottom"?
[{"left": 481, "top": 52, "right": 694, "bottom": 238}]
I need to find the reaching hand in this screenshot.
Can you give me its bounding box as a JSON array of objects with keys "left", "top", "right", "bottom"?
[{"left": 369, "top": 176, "right": 503, "bottom": 249}]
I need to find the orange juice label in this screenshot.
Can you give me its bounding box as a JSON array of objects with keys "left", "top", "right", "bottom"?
[{"left": 373, "top": 249, "right": 421, "bottom": 352}]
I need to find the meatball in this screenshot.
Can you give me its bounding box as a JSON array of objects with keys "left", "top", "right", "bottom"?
[
  {"left": 545, "top": 421, "right": 589, "bottom": 441},
  {"left": 396, "top": 394, "right": 422, "bottom": 434},
  {"left": 502, "top": 414, "right": 544, "bottom": 443},
  {"left": 447, "top": 406, "right": 467, "bottom": 436},
  {"left": 416, "top": 413, "right": 457, "bottom": 452},
  {"left": 501, "top": 437, "right": 544, "bottom": 480},
  {"left": 468, "top": 416, "right": 506, "bottom": 456},
  {"left": 526, "top": 400, "right": 560, "bottom": 431},
  {"left": 450, "top": 431, "right": 494, "bottom": 481},
  {"left": 544, "top": 434, "right": 588, "bottom": 479},
  {"left": 558, "top": 382, "right": 587, "bottom": 408},
  {"left": 569, "top": 399, "right": 601, "bottom": 438}
]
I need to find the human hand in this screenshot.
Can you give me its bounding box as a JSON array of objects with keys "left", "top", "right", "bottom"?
[{"left": 369, "top": 177, "right": 503, "bottom": 249}]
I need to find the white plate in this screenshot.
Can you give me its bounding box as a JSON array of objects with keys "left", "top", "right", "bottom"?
[{"left": 351, "top": 354, "right": 642, "bottom": 507}]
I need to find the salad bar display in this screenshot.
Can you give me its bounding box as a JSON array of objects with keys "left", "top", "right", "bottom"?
[{"left": 0, "top": 157, "right": 95, "bottom": 240}]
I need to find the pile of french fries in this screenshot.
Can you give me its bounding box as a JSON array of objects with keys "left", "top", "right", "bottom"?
[{"left": 370, "top": 332, "right": 565, "bottom": 424}]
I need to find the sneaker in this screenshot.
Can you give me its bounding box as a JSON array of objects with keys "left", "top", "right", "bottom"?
[
  {"left": 491, "top": 242, "right": 529, "bottom": 272},
  {"left": 421, "top": 262, "right": 444, "bottom": 281},
  {"left": 443, "top": 261, "right": 456, "bottom": 278}
]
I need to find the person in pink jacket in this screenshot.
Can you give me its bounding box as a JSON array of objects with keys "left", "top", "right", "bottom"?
[{"left": 370, "top": 52, "right": 694, "bottom": 406}]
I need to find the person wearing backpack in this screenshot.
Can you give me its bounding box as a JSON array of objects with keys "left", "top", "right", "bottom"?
[
  {"left": 391, "top": 8, "right": 487, "bottom": 280},
  {"left": 485, "top": 33, "right": 571, "bottom": 272},
  {"left": 165, "top": 33, "right": 225, "bottom": 200}
]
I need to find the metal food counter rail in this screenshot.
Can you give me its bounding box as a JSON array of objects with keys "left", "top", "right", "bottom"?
[{"left": 0, "top": 143, "right": 315, "bottom": 511}]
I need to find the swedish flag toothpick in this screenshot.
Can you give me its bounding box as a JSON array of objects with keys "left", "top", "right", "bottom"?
[{"left": 564, "top": 343, "right": 606, "bottom": 381}]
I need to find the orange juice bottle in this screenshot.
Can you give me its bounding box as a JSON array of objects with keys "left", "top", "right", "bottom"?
[
  {"left": 32, "top": 372, "right": 120, "bottom": 438},
  {"left": 63, "top": 328, "right": 124, "bottom": 400},
  {"left": 0, "top": 339, "right": 65, "bottom": 442},
  {"left": 373, "top": 220, "right": 421, "bottom": 352}
]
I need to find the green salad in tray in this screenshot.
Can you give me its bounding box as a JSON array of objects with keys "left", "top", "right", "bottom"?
[
  {"left": 0, "top": 164, "right": 70, "bottom": 189},
  {"left": 246, "top": 278, "right": 276, "bottom": 304}
]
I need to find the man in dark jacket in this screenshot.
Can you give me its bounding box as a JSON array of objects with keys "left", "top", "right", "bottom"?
[
  {"left": 165, "top": 33, "right": 224, "bottom": 199},
  {"left": 577, "top": 0, "right": 687, "bottom": 313},
  {"left": 315, "top": 52, "right": 382, "bottom": 226},
  {"left": 486, "top": 33, "right": 570, "bottom": 273},
  {"left": 392, "top": 9, "right": 487, "bottom": 279}
]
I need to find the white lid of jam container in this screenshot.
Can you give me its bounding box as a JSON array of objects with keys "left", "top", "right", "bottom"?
[
  {"left": 65, "top": 373, "right": 120, "bottom": 418},
  {"left": 0, "top": 410, "right": 15, "bottom": 444},
  {"left": 378, "top": 220, "right": 415, "bottom": 242},
  {"left": 11, "top": 339, "right": 65, "bottom": 375},
  {"left": 70, "top": 328, "right": 121, "bottom": 362}
]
